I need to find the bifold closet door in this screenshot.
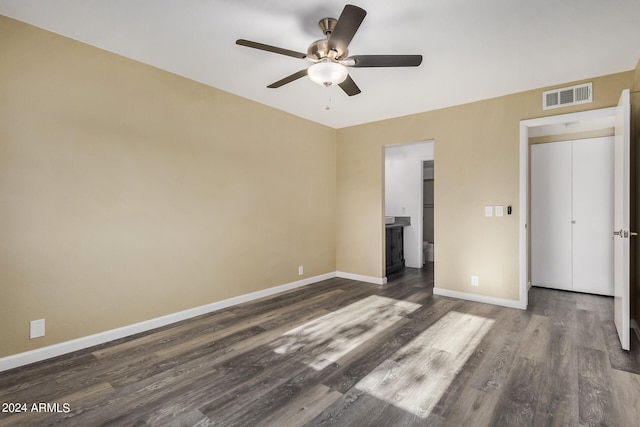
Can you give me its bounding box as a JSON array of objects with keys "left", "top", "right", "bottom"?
[
  {"left": 531, "top": 141, "right": 573, "bottom": 290},
  {"left": 572, "top": 137, "right": 614, "bottom": 295},
  {"left": 531, "top": 137, "right": 614, "bottom": 295}
]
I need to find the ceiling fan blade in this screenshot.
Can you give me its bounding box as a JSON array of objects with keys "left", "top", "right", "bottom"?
[
  {"left": 328, "top": 5, "right": 367, "bottom": 56},
  {"left": 346, "top": 55, "right": 423, "bottom": 68},
  {"left": 236, "top": 39, "right": 307, "bottom": 59},
  {"left": 338, "top": 74, "right": 361, "bottom": 96},
  {"left": 267, "top": 69, "right": 308, "bottom": 88}
]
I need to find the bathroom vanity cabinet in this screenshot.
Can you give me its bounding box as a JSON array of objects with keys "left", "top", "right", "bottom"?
[{"left": 385, "top": 225, "right": 405, "bottom": 274}]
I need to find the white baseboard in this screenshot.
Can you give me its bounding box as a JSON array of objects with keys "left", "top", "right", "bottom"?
[
  {"left": 632, "top": 319, "right": 640, "bottom": 343},
  {"left": 0, "top": 272, "right": 336, "bottom": 373},
  {"left": 433, "top": 287, "right": 526, "bottom": 310},
  {"left": 336, "top": 271, "right": 387, "bottom": 285}
]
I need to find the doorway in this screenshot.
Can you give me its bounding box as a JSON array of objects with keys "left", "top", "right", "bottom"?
[
  {"left": 384, "top": 141, "right": 434, "bottom": 274},
  {"left": 519, "top": 107, "right": 617, "bottom": 309}
]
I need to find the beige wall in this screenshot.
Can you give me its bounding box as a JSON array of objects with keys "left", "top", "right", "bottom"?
[
  {"left": 2, "top": 14, "right": 638, "bottom": 360},
  {"left": 336, "top": 71, "right": 634, "bottom": 302},
  {"left": 0, "top": 17, "right": 337, "bottom": 358}
]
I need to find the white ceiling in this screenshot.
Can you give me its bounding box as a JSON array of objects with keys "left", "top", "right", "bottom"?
[{"left": 1, "top": 0, "right": 639, "bottom": 129}]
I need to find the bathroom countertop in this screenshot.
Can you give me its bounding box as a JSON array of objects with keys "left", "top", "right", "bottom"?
[
  {"left": 385, "top": 216, "right": 411, "bottom": 227},
  {"left": 385, "top": 223, "right": 405, "bottom": 228}
]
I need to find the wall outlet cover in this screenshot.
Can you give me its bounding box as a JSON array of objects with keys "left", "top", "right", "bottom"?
[
  {"left": 471, "top": 276, "right": 479, "bottom": 287},
  {"left": 484, "top": 206, "right": 493, "bottom": 217},
  {"left": 30, "top": 319, "right": 45, "bottom": 339},
  {"left": 298, "top": 266, "right": 304, "bottom": 276},
  {"left": 495, "top": 205, "right": 504, "bottom": 217}
]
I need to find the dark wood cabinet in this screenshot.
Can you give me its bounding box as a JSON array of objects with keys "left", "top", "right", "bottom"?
[{"left": 385, "top": 225, "right": 405, "bottom": 275}]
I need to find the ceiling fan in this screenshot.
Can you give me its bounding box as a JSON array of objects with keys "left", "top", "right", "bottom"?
[{"left": 236, "top": 4, "right": 422, "bottom": 96}]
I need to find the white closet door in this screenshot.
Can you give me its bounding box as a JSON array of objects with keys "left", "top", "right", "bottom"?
[
  {"left": 572, "top": 137, "right": 614, "bottom": 295},
  {"left": 531, "top": 141, "right": 573, "bottom": 290}
]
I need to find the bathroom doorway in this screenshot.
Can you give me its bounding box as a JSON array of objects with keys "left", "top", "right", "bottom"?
[{"left": 384, "top": 140, "right": 434, "bottom": 271}]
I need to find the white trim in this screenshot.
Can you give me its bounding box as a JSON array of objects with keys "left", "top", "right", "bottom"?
[
  {"left": 632, "top": 319, "right": 640, "bottom": 343},
  {"left": 519, "top": 121, "right": 529, "bottom": 310},
  {"left": 522, "top": 107, "right": 616, "bottom": 128},
  {"left": 433, "top": 287, "right": 526, "bottom": 310},
  {"left": 336, "top": 271, "right": 387, "bottom": 285},
  {"left": 0, "top": 272, "right": 336, "bottom": 373}
]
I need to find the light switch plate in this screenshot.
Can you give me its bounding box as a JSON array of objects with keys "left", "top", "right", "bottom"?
[
  {"left": 484, "top": 206, "right": 493, "bottom": 217},
  {"left": 495, "top": 205, "right": 504, "bottom": 217}
]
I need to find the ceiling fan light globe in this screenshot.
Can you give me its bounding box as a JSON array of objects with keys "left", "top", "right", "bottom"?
[{"left": 308, "top": 61, "right": 348, "bottom": 87}]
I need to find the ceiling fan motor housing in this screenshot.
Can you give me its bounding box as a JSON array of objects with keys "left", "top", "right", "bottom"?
[
  {"left": 308, "top": 17, "right": 347, "bottom": 61},
  {"left": 308, "top": 39, "right": 348, "bottom": 61}
]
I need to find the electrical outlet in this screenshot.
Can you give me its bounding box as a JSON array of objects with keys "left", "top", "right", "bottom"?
[
  {"left": 30, "top": 319, "right": 45, "bottom": 339},
  {"left": 471, "top": 276, "right": 479, "bottom": 287},
  {"left": 298, "top": 265, "right": 304, "bottom": 276}
]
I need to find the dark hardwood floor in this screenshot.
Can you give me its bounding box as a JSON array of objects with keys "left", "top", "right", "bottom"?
[{"left": 1, "top": 264, "right": 639, "bottom": 426}]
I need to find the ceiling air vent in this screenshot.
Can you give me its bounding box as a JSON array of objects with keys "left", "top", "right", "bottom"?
[{"left": 543, "top": 82, "right": 592, "bottom": 110}]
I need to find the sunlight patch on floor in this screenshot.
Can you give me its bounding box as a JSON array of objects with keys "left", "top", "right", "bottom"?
[
  {"left": 273, "top": 295, "right": 421, "bottom": 370},
  {"left": 355, "top": 311, "right": 494, "bottom": 418}
]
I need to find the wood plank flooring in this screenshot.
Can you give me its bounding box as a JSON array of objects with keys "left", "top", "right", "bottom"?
[{"left": 1, "top": 264, "right": 640, "bottom": 426}]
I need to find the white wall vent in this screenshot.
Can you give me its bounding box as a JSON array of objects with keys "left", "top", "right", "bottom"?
[{"left": 543, "top": 82, "right": 592, "bottom": 110}]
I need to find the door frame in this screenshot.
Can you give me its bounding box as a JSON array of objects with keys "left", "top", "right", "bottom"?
[{"left": 519, "top": 107, "right": 617, "bottom": 310}]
